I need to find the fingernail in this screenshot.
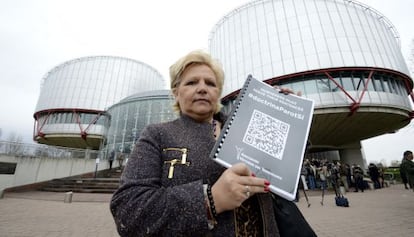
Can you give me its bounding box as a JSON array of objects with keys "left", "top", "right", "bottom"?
[
  {"left": 264, "top": 180, "right": 270, "bottom": 186},
  {"left": 251, "top": 173, "right": 256, "bottom": 177},
  {"left": 264, "top": 186, "right": 270, "bottom": 192}
]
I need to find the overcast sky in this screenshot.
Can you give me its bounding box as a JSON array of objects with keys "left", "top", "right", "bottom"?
[{"left": 1, "top": 0, "right": 413, "bottom": 166}]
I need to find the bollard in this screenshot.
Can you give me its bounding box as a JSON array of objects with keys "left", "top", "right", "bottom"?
[{"left": 64, "top": 191, "right": 73, "bottom": 203}]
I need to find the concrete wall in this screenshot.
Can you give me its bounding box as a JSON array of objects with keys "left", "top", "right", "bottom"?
[
  {"left": 339, "top": 142, "right": 367, "bottom": 169},
  {"left": 0, "top": 155, "right": 111, "bottom": 194}
]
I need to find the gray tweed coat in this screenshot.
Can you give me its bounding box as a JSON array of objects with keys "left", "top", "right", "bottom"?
[{"left": 110, "top": 115, "right": 279, "bottom": 237}]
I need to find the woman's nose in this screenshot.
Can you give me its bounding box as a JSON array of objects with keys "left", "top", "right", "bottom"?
[{"left": 196, "top": 80, "right": 208, "bottom": 93}]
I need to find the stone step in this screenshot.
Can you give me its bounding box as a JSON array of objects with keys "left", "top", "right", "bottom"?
[
  {"left": 39, "top": 170, "right": 121, "bottom": 193},
  {"left": 43, "top": 183, "right": 119, "bottom": 189},
  {"left": 42, "top": 187, "right": 117, "bottom": 193},
  {"left": 48, "top": 178, "right": 120, "bottom": 183}
]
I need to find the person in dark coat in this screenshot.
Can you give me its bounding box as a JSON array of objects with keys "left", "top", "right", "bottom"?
[
  {"left": 353, "top": 165, "right": 364, "bottom": 192},
  {"left": 110, "top": 50, "right": 304, "bottom": 236},
  {"left": 108, "top": 150, "right": 115, "bottom": 170},
  {"left": 400, "top": 152, "right": 410, "bottom": 189},
  {"left": 368, "top": 163, "right": 381, "bottom": 189},
  {"left": 401, "top": 150, "right": 414, "bottom": 191}
]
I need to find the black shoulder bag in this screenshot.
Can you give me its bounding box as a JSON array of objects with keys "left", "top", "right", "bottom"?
[{"left": 271, "top": 193, "right": 317, "bottom": 237}]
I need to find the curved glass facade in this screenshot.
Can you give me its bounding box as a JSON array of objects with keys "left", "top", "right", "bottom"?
[
  {"left": 104, "top": 90, "right": 177, "bottom": 156},
  {"left": 36, "top": 56, "right": 165, "bottom": 111},
  {"left": 209, "top": 0, "right": 410, "bottom": 96},
  {"left": 34, "top": 56, "right": 166, "bottom": 149},
  {"left": 209, "top": 0, "right": 413, "bottom": 161}
]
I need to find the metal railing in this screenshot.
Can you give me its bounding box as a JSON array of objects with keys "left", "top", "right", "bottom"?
[{"left": 0, "top": 140, "right": 102, "bottom": 159}]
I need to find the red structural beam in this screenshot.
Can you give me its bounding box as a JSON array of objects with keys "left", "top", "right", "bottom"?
[
  {"left": 221, "top": 67, "right": 413, "bottom": 118},
  {"left": 33, "top": 108, "right": 107, "bottom": 141}
]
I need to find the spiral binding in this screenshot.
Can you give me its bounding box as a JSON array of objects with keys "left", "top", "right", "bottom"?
[{"left": 212, "top": 75, "right": 253, "bottom": 159}]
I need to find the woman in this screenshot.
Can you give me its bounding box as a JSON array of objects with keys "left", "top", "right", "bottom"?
[{"left": 110, "top": 50, "right": 279, "bottom": 236}]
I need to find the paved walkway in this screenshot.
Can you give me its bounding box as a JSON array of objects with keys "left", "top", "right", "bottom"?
[
  {"left": 297, "top": 184, "right": 414, "bottom": 237},
  {"left": 0, "top": 184, "right": 413, "bottom": 237}
]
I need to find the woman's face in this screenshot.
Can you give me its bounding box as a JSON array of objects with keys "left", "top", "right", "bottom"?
[{"left": 173, "top": 64, "right": 220, "bottom": 122}]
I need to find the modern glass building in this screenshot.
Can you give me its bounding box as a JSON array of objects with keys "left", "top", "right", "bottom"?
[
  {"left": 32, "top": 0, "right": 414, "bottom": 168},
  {"left": 104, "top": 90, "right": 177, "bottom": 157},
  {"left": 33, "top": 56, "right": 165, "bottom": 150},
  {"left": 209, "top": 0, "right": 414, "bottom": 166}
]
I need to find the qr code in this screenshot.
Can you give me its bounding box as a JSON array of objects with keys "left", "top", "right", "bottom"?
[{"left": 242, "top": 109, "right": 289, "bottom": 160}]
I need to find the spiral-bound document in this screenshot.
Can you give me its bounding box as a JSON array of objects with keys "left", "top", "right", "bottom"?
[{"left": 210, "top": 75, "right": 314, "bottom": 201}]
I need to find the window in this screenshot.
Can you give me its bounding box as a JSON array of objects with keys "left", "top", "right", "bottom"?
[{"left": 317, "top": 78, "right": 332, "bottom": 92}]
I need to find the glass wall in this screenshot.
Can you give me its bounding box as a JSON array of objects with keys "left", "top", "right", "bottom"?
[
  {"left": 104, "top": 90, "right": 177, "bottom": 158},
  {"left": 277, "top": 71, "right": 409, "bottom": 97},
  {"left": 36, "top": 111, "right": 107, "bottom": 126},
  {"left": 222, "top": 69, "right": 412, "bottom": 113}
]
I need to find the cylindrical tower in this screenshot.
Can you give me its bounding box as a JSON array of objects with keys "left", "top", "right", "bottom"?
[
  {"left": 209, "top": 0, "right": 413, "bottom": 159},
  {"left": 33, "top": 56, "right": 165, "bottom": 149},
  {"left": 104, "top": 90, "right": 177, "bottom": 158}
]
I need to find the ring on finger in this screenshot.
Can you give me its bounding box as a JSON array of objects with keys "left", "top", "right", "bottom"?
[{"left": 245, "top": 185, "right": 250, "bottom": 198}]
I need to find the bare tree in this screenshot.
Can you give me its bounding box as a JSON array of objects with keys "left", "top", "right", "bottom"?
[
  {"left": 5, "top": 132, "right": 24, "bottom": 155},
  {"left": 390, "top": 160, "right": 401, "bottom": 167}
]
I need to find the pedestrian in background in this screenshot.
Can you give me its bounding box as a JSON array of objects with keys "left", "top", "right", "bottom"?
[
  {"left": 400, "top": 152, "right": 410, "bottom": 189},
  {"left": 401, "top": 150, "right": 414, "bottom": 191},
  {"left": 108, "top": 150, "right": 115, "bottom": 170},
  {"left": 368, "top": 163, "right": 381, "bottom": 189},
  {"left": 353, "top": 165, "right": 365, "bottom": 192}
]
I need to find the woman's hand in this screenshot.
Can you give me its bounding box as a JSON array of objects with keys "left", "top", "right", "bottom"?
[
  {"left": 211, "top": 163, "right": 270, "bottom": 214},
  {"left": 274, "top": 85, "right": 302, "bottom": 96}
]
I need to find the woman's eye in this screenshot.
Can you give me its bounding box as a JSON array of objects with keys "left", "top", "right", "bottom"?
[
  {"left": 206, "top": 81, "right": 217, "bottom": 87},
  {"left": 185, "top": 81, "right": 196, "bottom": 85}
]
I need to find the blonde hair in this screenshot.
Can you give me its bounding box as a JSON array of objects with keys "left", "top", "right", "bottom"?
[{"left": 169, "top": 50, "right": 224, "bottom": 113}]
